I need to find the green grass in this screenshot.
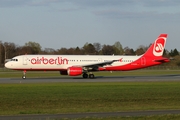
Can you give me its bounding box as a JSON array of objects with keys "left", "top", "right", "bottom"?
[
  {"left": 1, "top": 69, "right": 180, "bottom": 119},
  {"left": 0, "top": 82, "right": 180, "bottom": 115},
  {"left": 61, "top": 114, "right": 180, "bottom": 120}
]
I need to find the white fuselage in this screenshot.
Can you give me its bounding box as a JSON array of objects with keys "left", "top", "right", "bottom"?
[{"left": 5, "top": 55, "right": 142, "bottom": 71}]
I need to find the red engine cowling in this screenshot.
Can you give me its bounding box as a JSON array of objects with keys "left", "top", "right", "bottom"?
[{"left": 67, "top": 67, "right": 83, "bottom": 76}]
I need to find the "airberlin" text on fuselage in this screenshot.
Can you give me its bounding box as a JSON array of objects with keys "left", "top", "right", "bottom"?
[{"left": 31, "top": 57, "right": 68, "bottom": 65}]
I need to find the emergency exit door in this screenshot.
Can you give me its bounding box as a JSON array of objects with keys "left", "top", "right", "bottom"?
[{"left": 23, "top": 56, "right": 28, "bottom": 65}]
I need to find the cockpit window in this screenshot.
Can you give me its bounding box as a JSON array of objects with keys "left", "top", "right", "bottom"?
[{"left": 11, "top": 59, "right": 18, "bottom": 62}]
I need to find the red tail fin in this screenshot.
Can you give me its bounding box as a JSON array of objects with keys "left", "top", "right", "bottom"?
[{"left": 143, "top": 34, "right": 167, "bottom": 57}]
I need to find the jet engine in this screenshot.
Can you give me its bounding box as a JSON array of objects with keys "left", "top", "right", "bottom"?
[{"left": 67, "top": 67, "right": 83, "bottom": 76}]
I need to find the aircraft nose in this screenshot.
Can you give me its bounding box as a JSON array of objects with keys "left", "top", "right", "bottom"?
[{"left": 5, "top": 62, "right": 12, "bottom": 69}]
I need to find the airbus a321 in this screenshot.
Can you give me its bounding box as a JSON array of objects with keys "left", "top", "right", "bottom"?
[{"left": 5, "top": 34, "right": 169, "bottom": 79}]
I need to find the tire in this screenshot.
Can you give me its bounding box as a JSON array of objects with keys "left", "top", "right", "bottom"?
[
  {"left": 89, "top": 74, "right": 95, "bottom": 79},
  {"left": 83, "top": 73, "right": 88, "bottom": 78},
  {"left": 22, "top": 76, "right": 26, "bottom": 79}
]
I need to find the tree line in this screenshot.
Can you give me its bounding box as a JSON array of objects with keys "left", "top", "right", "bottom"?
[{"left": 0, "top": 41, "right": 180, "bottom": 67}]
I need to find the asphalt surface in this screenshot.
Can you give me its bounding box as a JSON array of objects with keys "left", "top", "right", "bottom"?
[
  {"left": 1, "top": 74, "right": 180, "bottom": 83},
  {"left": 1, "top": 110, "right": 180, "bottom": 120},
  {"left": 0, "top": 75, "right": 180, "bottom": 119}
]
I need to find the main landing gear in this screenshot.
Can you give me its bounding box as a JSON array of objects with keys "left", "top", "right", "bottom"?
[{"left": 82, "top": 73, "right": 95, "bottom": 79}]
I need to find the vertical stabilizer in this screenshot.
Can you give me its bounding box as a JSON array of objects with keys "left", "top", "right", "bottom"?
[{"left": 143, "top": 34, "right": 167, "bottom": 57}]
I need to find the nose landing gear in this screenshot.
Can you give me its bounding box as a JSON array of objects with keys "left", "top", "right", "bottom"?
[{"left": 22, "top": 70, "right": 26, "bottom": 79}]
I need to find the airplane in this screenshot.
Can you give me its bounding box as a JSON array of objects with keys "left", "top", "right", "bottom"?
[{"left": 5, "top": 34, "right": 169, "bottom": 79}]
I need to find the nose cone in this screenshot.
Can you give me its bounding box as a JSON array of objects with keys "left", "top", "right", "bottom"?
[{"left": 5, "top": 62, "right": 11, "bottom": 69}]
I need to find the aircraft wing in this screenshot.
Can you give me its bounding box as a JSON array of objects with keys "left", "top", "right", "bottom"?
[
  {"left": 73, "top": 60, "right": 118, "bottom": 71},
  {"left": 83, "top": 60, "right": 118, "bottom": 67}
]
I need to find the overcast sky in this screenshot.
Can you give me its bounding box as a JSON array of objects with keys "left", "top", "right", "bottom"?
[{"left": 1, "top": 0, "right": 180, "bottom": 51}]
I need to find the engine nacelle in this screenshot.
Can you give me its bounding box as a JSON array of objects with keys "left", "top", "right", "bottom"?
[
  {"left": 60, "top": 70, "right": 68, "bottom": 75},
  {"left": 67, "top": 67, "right": 83, "bottom": 76}
]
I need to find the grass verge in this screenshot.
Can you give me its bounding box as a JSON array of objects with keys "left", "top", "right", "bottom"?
[
  {"left": 65, "top": 114, "right": 180, "bottom": 120},
  {"left": 0, "top": 82, "right": 180, "bottom": 115}
]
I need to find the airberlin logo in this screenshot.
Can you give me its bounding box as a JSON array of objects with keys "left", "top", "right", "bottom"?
[
  {"left": 155, "top": 43, "right": 163, "bottom": 52},
  {"left": 153, "top": 38, "right": 166, "bottom": 56},
  {"left": 31, "top": 57, "right": 68, "bottom": 65}
]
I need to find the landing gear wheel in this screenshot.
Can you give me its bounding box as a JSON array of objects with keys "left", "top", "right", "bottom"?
[
  {"left": 89, "top": 74, "right": 95, "bottom": 79},
  {"left": 83, "top": 73, "right": 88, "bottom": 78},
  {"left": 22, "top": 75, "right": 26, "bottom": 79}
]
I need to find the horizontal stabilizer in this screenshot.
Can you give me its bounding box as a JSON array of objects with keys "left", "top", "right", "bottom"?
[{"left": 154, "top": 58, "right": 170, "bottom": 62}]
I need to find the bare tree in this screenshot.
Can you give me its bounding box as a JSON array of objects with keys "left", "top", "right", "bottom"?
[
  {"left": 43, "top": 48, "right": 56, "bottom": 54},
  {"left": 135, "top": 45, "right": 147, "bottom": 55},
  {"left": 3, "top": 42, "right": 17, "bottom": 59},
  {"left": 124, "top": 46, "right": 135, "bottom": 55},
  {"left": 93, "top": 42, "right": 101, "bottom": 54}
]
